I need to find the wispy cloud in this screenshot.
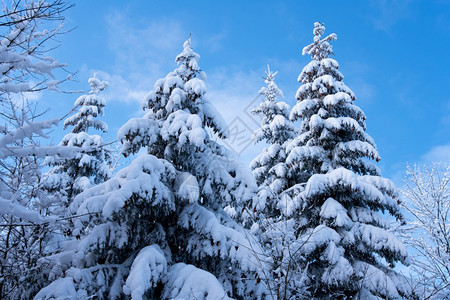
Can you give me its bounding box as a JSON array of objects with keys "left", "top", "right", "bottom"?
[
  {"left": 422, "top": 144, "right": 450, "bottom": 163},
  {"left": 207, "top": 69, "right": 261, "bottom": 122},
  {"left": 206, "top": 68, "right": 266, "bottom": 163},
  {"left": 202, "top": 30, "right": 228, "bottom": 53},
  {"left": 368, "top": 0, "right": 414, "bottom": 32},
  {"left": 390, "top": 143, "right": 450, "bottom": 186},
  {"left": 343, "top": 61, "right": 376, "bottom": 104},
  {"left": 91, "top": 70, "right": 148, "bottom": 105},
  {"left": 105, "top": 11, "right": 185, "bottom": 73},
  {"left": 90, "top": 10, "right": 188, "bottom": 107}
]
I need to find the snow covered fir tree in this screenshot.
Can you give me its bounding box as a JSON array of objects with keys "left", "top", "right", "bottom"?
[
  {"left": 249, "top": 67, "right": 307, "bottom": 299},
  {"left": 250, "top": 65, "right": 296, "bottom": 215},
  {"left": 277, "top": 22, "right": 412, "bottom": 299},
  {"left": 41, "top": 74, "right": 113, "bottom": 213},
  {"left": 34, "top": 38, "right": 266, "bottom": 299}
]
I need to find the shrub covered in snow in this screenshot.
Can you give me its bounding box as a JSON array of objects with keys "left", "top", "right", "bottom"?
[
  {"left": 0, "top": 1, "right": 74, "bottom": 298},
  {"left": 400, "top": 163, "right": 450, "bottom": 299}
]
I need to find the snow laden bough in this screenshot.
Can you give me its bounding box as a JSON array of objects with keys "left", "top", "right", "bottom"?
[{"left": 35, "top": 154, "right": 263, "bottom": 299}]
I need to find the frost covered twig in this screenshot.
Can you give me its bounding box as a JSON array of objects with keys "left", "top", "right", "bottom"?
[{"left": 400, "top": 163, "right": 450, "bottom": 298}]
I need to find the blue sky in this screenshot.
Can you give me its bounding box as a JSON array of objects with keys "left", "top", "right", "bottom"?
[{"left": 43, "top": 0, "right": 450, "bottom": 183}]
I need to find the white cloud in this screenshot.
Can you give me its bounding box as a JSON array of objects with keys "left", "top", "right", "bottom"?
[
  {"left": 9, "top": 90, "right": 43, "bottom": 105},
  {"left": 207, "top": 68, "right": 261, "bottom": 123},
  {"left": 93, "top": 70, "right": 149, "bottom": 105},
  {"left": 421, "top": 144, "right": 450, "bottom": 163},
  {"left": 206, "top": 68, "right": 265, "bottom": 164}
]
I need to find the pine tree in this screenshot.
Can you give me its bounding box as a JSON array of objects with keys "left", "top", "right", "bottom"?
[
  {"left": 249, "top": 66, "right": 308, "bottom": 299},
  {"left": 41, "top": 74, "right": 113, "bottom": 213},
  {"left": 283, "top": 22, "right": 411, "bottom": 298},
  {"left": 35, "top": 38, "right": 266, "bottom": 299},
  {"left": 130, "top": 37, "right": 263, "bottom": 298},
  {"left": 250, "top": 65, "right": 296, "bottom": 216}
]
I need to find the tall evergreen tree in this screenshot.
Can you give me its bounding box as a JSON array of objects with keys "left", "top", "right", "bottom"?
[
  {"left": 250, "top": 65, "right": 296, "bottom": 216},
  {"left": 41, "top": 74, "right": 113, "bottom": 212},
  {"left": 249, "top": 66, "right": 306, "bottom": 299},
  {"left": 282, "top": 22, "right": 411, "bottom": 298},
  {"left": 35, "top": 38, "right": 265, "bottom": 299}
]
